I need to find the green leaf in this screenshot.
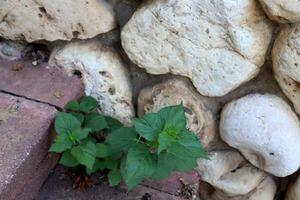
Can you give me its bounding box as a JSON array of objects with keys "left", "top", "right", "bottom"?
[
  {"left": 86, "top": 160, "right": 104, "bottom": 175},
  {"left": 101, "top": 158, "right": 118, "bottom": 170},
  {"left": 105, "top": 116, "right": 123, "bottom": 133},
  {"left": 133, "top": 112, "right": 164, "bottom": 141},
  {"left": 151, "top": 151, "right": 174, "bottom": 180},
  {"left": 71, "top": 142, "right": 97, "bottom": 170},
  {"left": 159, "top": 104, "right": 186, "bottom": 131},
  {"left": 108, "top": 169, "right": 122, "bottom": 187},
  {"left": 95, "top": 143, "right": 107, "bottom": 158},
  {"left": 59, "top": 150, "right": 79, "bottom": 167},
  {"left": 122, "top": 144, "right": 157, "bottom": 190},
  {"left": 106, "top": 127, "right": 138, "bottom": 155},
  {"left": 72, "top": 128, "right": 91, "bottom": 141},
  {"left": 157, "top": 131, "right": 175, "bottom": 153},
  {"left": 65, "top": 100, "right": 80, "bottom": 111},
  {"left": 84, "top": 112, "right": 107, "bottom": 132},
  {"left": 55, "top": 112, "right": 81, "bottom": 135},
  {"left": 49, "top": 134, "right": 74, "bottom": 153},
  {"left": 79, "top": 96, "right": 98, "bottom": 112},
  {"left": 70, "top": 112, "right": 84, "bottom": 124}
]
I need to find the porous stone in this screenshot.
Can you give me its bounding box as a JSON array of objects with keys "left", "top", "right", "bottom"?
[
  {"left": 0, "top": 92, "right": 58, "bottom": 200},
  {"left": 199, "top": 175, "right": 277, "bottom": 200},
  {"left": 197, "top": 149, "right": 266, "bottom": 196},
  {"left": 286, "top": 173, "right": 300, "bottom": 200},
  {"left": 273, "top": 24, "right": 300, "bottom": 116},
  {"left": 138, "top": 78, "right": 216, "bottom": 148},
  {"left": 0, "top": 0, "right": 116, "bottom": 42},
  {"left": 49, "top": 39, "right": 135, "bottom": 124},
  {"left": 121, "top": 0, "right": 274, "bottom": 96},
  {"left": 259, "top": 0, "right": 300, "bottom": 23},
  {"left": 220, "top": 93, "right": 300, "bottom": 177}
]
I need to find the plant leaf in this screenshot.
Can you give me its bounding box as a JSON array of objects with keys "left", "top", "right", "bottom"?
[
  {"left": 159, "top": 104, "right": 186, "bottom": 131},
  {"left": 122, "top": 144, "right": 157, "bottom": 190},
  {"left": 71, "top": 142, "right": 97, "bottom": 170},
  {"left": 79, "top": 96, "right": 98, "bottom": 112},
  {"left": 86, "top": 159, "right": 104, "bottom": 175},
  {"left": 106, "top": 127, "right": 138, "bottom": 155},
  {"left": 105, "top": 116, "right": 123, "bottom": 133},
  {"left": 49, "top": 134, "right": 73, "bottom": 153},
  {"left": 108, "top": 169, "right": 122, "bottom": 187},
  {"left": 69, "top": 112, "right": 84, "bottom": 124},
  {"left": 65, "top": 100, "right": 80, "bottom": 111},
  {"left": 96, "top": 143, "right": 107, "bottom": 158},
  {"left": 59, "top": 150, "right": 79, "bottom": 167},
  {"left": 72, "top": 127, "right": 91, "bottom": 141},
  {"left": 84, "top": 112, "right": 107, "bottom": 132},
  {"left": 157, "top": 131, "right": 175, "bottom": 154},
  {"left": 55, "top": 112, "right": 81, "bottom": 135},
  {"left": 133, "top": 112, "right": 164, "bottom": 141}
]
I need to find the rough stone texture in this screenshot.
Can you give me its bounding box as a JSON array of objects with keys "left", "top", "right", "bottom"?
[
  {"left": 197, "top": 149, "right": 266, "bottom": 196},
  {"left": 37, "top": 166, "right": 181, "bottom": 200},
  {"left": 199, "top": 175, "right": 277, "bottom": 200},
  {"left": 49, "top": 38, "right": 135, "bottom": 124},
  {"left": 273, "top": 24, "right": 300, "bottom": 116},
  {"left": 0, "top": 0, "right": 116, "bottom": 42},
  {"left": 286, "top": 173, "right": 300, "bottom": 200},
  {"left": 259, "top": 0, "right": 300, "bottom": 23},
  {"left": 138, "top": 78, "right": 216, "bottom": 149},
  {"left": 0, "top": 40, "right": 27, "bottom": 61},
  {"left": 0, "top": 60, "right": 84, "bottom": 109},
  {"left": 121, "top": 0, "right": 274, "bottom": 97},
  {"left": 220, "top": 93, "right": 300, "bottom": 177},
  {"left": 0, "top": 92, "right": 58, "bottom": 200}
]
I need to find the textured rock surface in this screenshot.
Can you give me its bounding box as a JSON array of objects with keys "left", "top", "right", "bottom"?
[
  {"left": 220, "top": 93, "right": 300, "bottom": 177},
  {"left": 199, "top": 175, "right": 277, "bottom": 200},
  {"left": 49, "top": 39, "right": 134, "bottom": 124},
  {"left": 0, "top": 92, "right": 58, "bottom": 200},
  {"left": 0, "top": 40, "right": 27, "bottom": 61},
  {"left": 259, "top": 0, "right": 300, "bottom": 23},
  {"left": 121, "top": 0, "right": 274, "bottom": 96},
  {"left": 138, "top": 78, "right": 216, "bottom": 148},
  {"left": 273, "top": 24, "right": 300, "bottom": 116},
  {"left": 0, "top": 0, "right": 116, "bottom": 42},
  {"left": 0, "top": 60, "right": 84, "bottom": 109},
  {"left": 286, "top": 173, "right": 300, "bottom": 200},
  {"left": 197, "top": 149, "right": 266, "bottom": 196}
]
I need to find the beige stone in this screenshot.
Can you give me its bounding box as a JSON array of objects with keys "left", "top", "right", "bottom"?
[
  {"left": 138, "top": 78, "right": 216, "bottom": 149},
  {"left": 0, "top": 0, "right": 116, "bottom": 42}
]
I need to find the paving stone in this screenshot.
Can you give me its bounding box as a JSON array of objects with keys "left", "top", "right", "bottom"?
[
  {"left": 0, "top": 93, "right": 59, "bottom": 200},
  {"left": 0, "top": 60, "right": 84, "bottom": 109},
  {"left": 37, "top": 166, "right": 182, "bottom": 200}
]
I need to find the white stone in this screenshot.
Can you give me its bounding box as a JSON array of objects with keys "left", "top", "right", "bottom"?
[
  {"left": 0, "top": 0, "right": 116, "bottom": 42},
  {"left": 220, "top": 93, "right": 300, "bottom": 177},
  {"left": 273, "top": 24, "right": 300, "bottom": 116},
  {"left": 286, "top": 173, "right": 300, "bottom": 200},
  {"left": 121, "top": 0, "right": 274, "bottom": 96},
  {"left": 259, "top": 0, "right": 300, "bottom": 23},
  {"left": 138, "top": 78, "right": 216, "bottom": 148},
  {"left": 199, "top": 175, "right": 277, "bottom": 200},
  {"left": 49, "top": 39, "right": 134, "bottom": 125},
  {"left": 197, "top": 149, "right": 266, "bottom": 196}
]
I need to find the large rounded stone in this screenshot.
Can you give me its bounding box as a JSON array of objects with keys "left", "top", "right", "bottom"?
[
  {"left": 121, "top": 0, "right": 274, "bottom": 97},
  {"left": 49, "top": 38, "right": 134, "bottom": 125},
  {"left": 220, "top": 93, "right": 300, "bottom": 177},
  {"left": 0, "top": 0, "right": 116, "bottom": 42},
  {"left": 273, "top": 24, "right": 300, "bottom": 116},
  {"left": 286, "top": 173, "right": 300, "bottom": 200},
  {"left": 197, "top": 149, "right": 266, "bottom": 196},
  {"left": 138, "top": 78, "right": 216, "bottom": 148},
  {"left": 259, "top": 0, "right": 300, "bottom": 23}
]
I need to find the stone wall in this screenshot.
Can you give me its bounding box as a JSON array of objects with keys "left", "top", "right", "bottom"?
[{"left": 1, "top": 0, "right": 300, "bottom": 199}]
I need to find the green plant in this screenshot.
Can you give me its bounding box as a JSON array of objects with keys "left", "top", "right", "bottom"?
[{"left": 49, "top": 96, "right": 208, "bottom": 190}]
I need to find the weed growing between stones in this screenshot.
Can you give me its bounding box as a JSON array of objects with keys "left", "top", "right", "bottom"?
[{"left": 49, "top": 96, "right": 208, "bottom": 190}]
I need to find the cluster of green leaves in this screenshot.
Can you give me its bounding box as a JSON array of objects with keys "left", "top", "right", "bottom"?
[{"left": 49, "top": 96, "right": 208, "bottom": 190}]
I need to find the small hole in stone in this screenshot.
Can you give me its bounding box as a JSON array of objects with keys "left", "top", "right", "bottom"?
[
  {"left": 141, "top": 193, "right": 151, "bottom": 200},
  {"left": 99, "top": 71, "right": 107, "bottom": 76},
  {"left": 108, "top": 87, "right": 116, "bottom": 95},
  {"left": 183, "top": 106, "right": 193, "bottom": 115},
  {"left": 269, "top": 152, "right": 275, "bottom": 156},
  {"left": 72, "top": 31, "right": 80, "bottom": 38},
  {"left": 73, "top": 70, "right": 82, "bottom": 78},
  {"left": 39, "top": 7, "right": 47, "bottom": 14},
  {"left": 38, "top": 13, "right": 43, "bottom": 18}
]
